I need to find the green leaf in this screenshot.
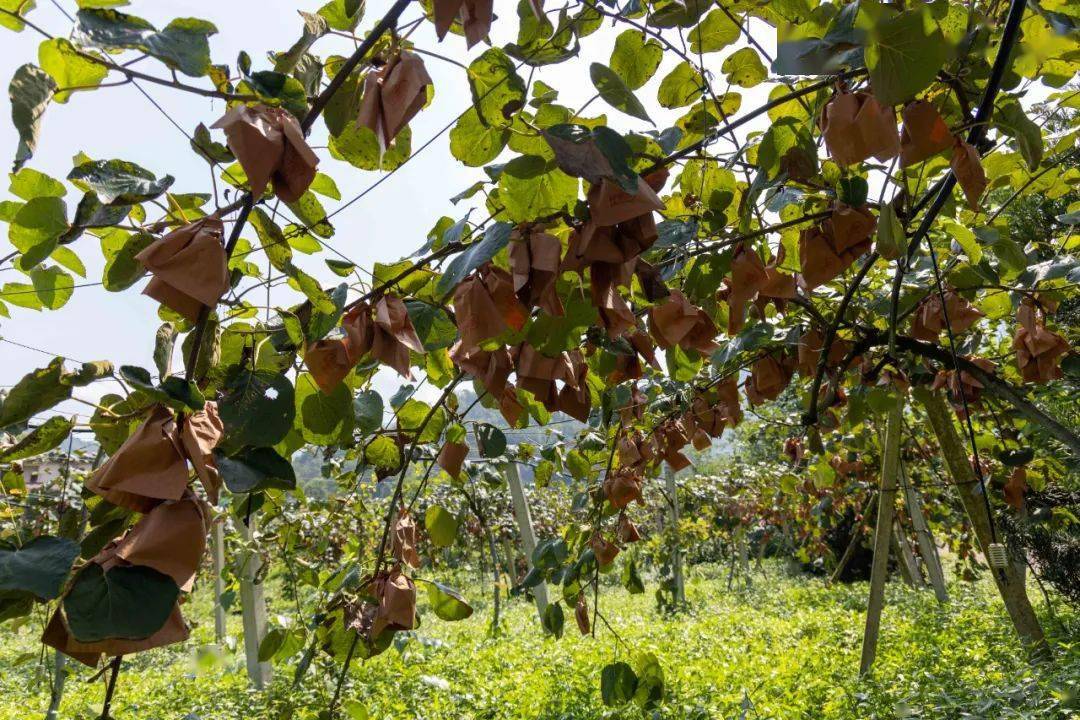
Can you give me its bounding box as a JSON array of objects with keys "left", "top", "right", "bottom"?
[
  {"left": 8, "top": 196, "right": 67, "bottom": 269},
  {"left": 424, "top": 580, "right": 473, "bottom": 621},
  {"left": 688, "top": 9, "right": 741, "bottom": 53},
  {"left": 449, "top": 107, "right": 509, "bottom": 167},
  {"left": 424, "top": 505, "right": 458, "bottom": 548},
  {"left": 943, "top": 220, "right": 981, "bottom": 264},
  {"left": 875, "top": 201, "right": 906, "bottom": 259},
  {"left": 63, "top": 563, "right": 178, "bottom": 642},
  {"left": 9, "top": 167, "right": 65, "bottom": 200},
  {"left": 622, "top": 556, "right": 644, "bottom": 594},
  {"left": 865, "top": 8, "right": 949, "bottom": 107},
  {"left": 541, "top": 600, "right": 564, "bottom": 638},
  {"left": 219, "top": 369, "right": 296, "bottom": 447},
  {"left": 475, "top": 423, "right": 506, "bottom": 458},
  {"left": 67, "top": 158, "right": 174, "bottom": 205},
  {"left": 9, "top": 63, "right": 56, "bottom": 172},
  {"left": 215, "top": 446, "right": 297, "bottom": 493},
  {"left": 62, "top": 360, "right": 113, "bottom": 387},
  {"left": 0, "top": 0, "right": 36, "bottom": 31},
  {"left": 0, "top": 536, "right": 79, "bottom": 600},
  {"left": 249, "top": 207, "right": 292, "bottom": 272},
  {"left": 601, "top": 662, "right": 639, "bottom": 706},
  {"left": 397, "top": 399, "right": 445, "bottom": 444},
  {"left": 284, "top": 191, "right": 333, "bottom": 239},
  {"left": 328, "top": 122, "right": 411, "bottom": 171},
  {"left": 436, "top": 221, "right": 513, "bottom": 295},
  {"left": 76, "top": 10, "right": 218, "bottom": 77},
  {"left": 721, "top": 47, "right": 767, "bottom": 88},
  {"left": 0, "top": 416, "right": 73, "bottom": 461},
  {"left": 0, "top": 358, "right": 71, "bottom": 428},
  {"left": 609, "top": 30, "right": 662, "bottom": 90},
  {"left": 100, "top": 229, "right": 152, "bottom": 291},
  {"left": 295, "top": 372, "right": 353, "bottom": 446},
  {"left": 406, "top": 301, "right": 458, "bottom": 351},
  {"left": 38, "top": 38, "right": 108, "bottom": 103},
  {"left": 995, "top": 98, "right": 1043, "bottom": 171},
  {"left": 658, "top": 61, "right": 705, "bottom": 110},
  {"left": 590, "top": 62, "right": 651, "bottom": 122},
  {"left": 309, "top": 172, "right": 341, "bottom": 200},
  {"left": 364, "top": 435, "right": 400, "bottom": 470},
  {"left": 353, "top": 389, "right": 384, "bottom": 434},
  {"left": 497, "top": 156, "right": 579, "bottom": 224},
  {"left": 318, "top": 0, "right": 364, "bottom": 32},
  {"left": 468, "top": 48, "right": 526, "bottom": 127}
]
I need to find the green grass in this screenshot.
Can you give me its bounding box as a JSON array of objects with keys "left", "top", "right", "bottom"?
[{"left": 2, "top": 563, "right": 1076, "bottom": 719}]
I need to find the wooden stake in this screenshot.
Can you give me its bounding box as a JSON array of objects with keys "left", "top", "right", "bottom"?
[
  {"left": 504, "top": 462, "right": 549, "bottom": 617},
  {"left": 915, "top": 388, "right": 1047, "bottom": 657},
  {"left": 860, "top": 394, "right": 904, "bottom": 675},
  {"left": 903, "top": 473, "right": 948, "bottom": 603},
  {"left": 891, "top": 520, "right": 923, "bottom": 589}
]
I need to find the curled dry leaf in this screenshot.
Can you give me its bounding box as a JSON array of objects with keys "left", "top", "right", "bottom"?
[
  {"left": 1013, "top": 300, "right": 1070, "bottom": 383},
  {"left": 43, "top": 600, "right": 188, "bottom": 668},
  {"left": 113, "top": 491, "right": 208, "bottom": 592},
  {"left": 368, "top": 568, "right": 417, "bottom": 637},
  {"left": 556, "top": 349, "right": 591, "bottom": 421},
  {"left": 452, "top": 264, "right": 529, "bottom": 352},
  {"left": 607, "top": 330, "right": 662, "bottom": 384},
  {"left": 910, "top": 289, "right": 985, "bottom": 342},
  {"left": 391, "top": 508, "right": 421, "bottom": 569},
  {"left": 603, "top": 468, "right": 644, "bottom": 508},
  {"left": 433, "top": 0, "right": 493, "bottom": 48},
  {"left": 951, "top": 139, "right": 987, "bottom": 210},
  {"left": 575, "top": 593, "right": 590, "bottom": 635},
  {"left": 136, "top": 218, "right": 229, "bottom": 323},
  {"left": 931, "top": 356, "right": 996, "bottom": 418},
  {"left": 798, "top": 204, "right": 876, "bottom": 290},
  {"left": 358, "top": 51, "right": 432, "bottom": 149},
  {"left": 437, "top": 440, "right": 468, "bottom": 480},
  {"left": 725, "top": 244, "right": 768, "bottom": 335},
  {"left": 304, "top": 337, "right": 353, "bottom": 394},
  {"left": 86, "top": 406, "right": 189, "bottom": 513},
  {"left": 655, "top": 418, "right": 691, "bottom": 471},
  {"left": 649, "top": 289, "right": 719, "bottom": 354},
  {"left": 617, "top": 513, "right": 641, "bottom": 543},
  {"left": 509, "top": 226, "right": 565, "bottom": 316},
  {"left": 1004, "top": 466, "right": 1028, "bottom": 511},
  {"left": 744, "top": 354, "right": 793, "bottom": 406},
  {"left": 179, "top": 401, "right": 224, "bottom": 504},
  {"left": 211, "top": 104, "right": 318, "bottom": 202},
  {"left": 590, "top": 261, "right": 637, "bottom": 338},
  {"left": 589, "top": 533, "right": 620, "bottom": 567},
  {"left": 819, "top": 89, "right": 899, "bottom": 167},
  {"left": 345, "top": 296, "right": 425, "bottom": 378},
  {"left": 899, "top": 100, "right": 954, "bottom": 167},
  {"left": 498, "top": 384, "right": 525, "bottom": 427},
  {"left": 514, "top": 342, "right": 577, "bottom": 412},
  {"left": 450, "top": 342, "right": 513, "bottom": 399}
]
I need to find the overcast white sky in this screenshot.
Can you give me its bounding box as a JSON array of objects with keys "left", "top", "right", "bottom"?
[{"left": 0, "top": 0, "right": 778, "bottom": 425}]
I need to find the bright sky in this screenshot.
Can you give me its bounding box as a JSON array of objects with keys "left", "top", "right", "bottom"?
[{"left": 0, "top": 0, "right": 778, "bottom": 425}]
